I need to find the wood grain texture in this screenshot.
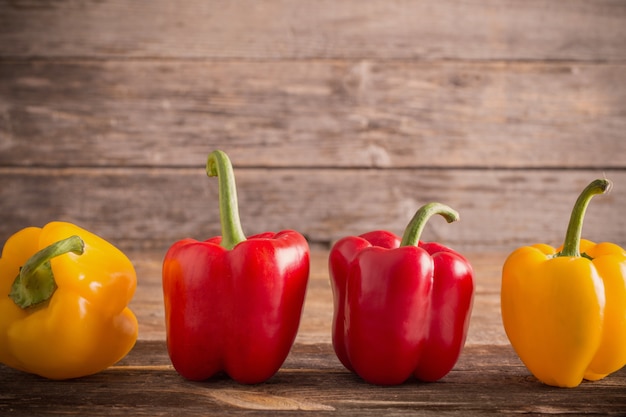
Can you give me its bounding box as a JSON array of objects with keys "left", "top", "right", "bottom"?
[
  {"left": 1, "top": 168, "right": 623, "bottom": 252},
  {"left": 1, "top": 342, "right": 625, "bottom": 416},
  {"left": 1, "top": 1, "right": 625, "bottom": 415},
  {"left": 1, "top": 60, "right": 625, "bottom": 169},
  {"left": 1, "top": 0, "right": 625, "bottom": 61}
]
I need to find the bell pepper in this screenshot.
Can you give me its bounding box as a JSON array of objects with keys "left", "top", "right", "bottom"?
[
  {"left": 329, "top": 203, "right": 474, "bottom": 385},
  {"left": 0, "top": 221, "right": 138, "bottom": 380},
  {"left": 501, "top": 178, "right": 626, "bottom": 388},
  {"left": 162, "top": 150, "right": 310, "bottom": 384}
]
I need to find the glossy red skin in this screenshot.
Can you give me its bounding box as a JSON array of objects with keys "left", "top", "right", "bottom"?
[
  {"left": 162, "top": 231, "right": 309, "bottom": 384},
  {"left": 329, "top": 231, "right": 474, "bottom": 385}
]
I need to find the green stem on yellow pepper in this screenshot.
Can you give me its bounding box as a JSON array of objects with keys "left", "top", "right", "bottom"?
[
  {"left": 206, "top": 150, "right": 247, "bottom": 250},
  {"left": 558, "top": 178, "right": 612, "bottom": 258},
  {"left": 400, "top": 202, "right": 460, "bottom": 247},
  {"left": 10, "top": 235, "right": 84, "bottom": 309}
]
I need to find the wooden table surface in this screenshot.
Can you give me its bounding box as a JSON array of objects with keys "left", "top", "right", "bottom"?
[{"left": 1, "top": 251, "right": 625, "bottom": 416}]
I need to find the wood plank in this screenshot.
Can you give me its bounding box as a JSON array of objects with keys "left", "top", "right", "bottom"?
[
  {"left": 1, "top": 168, "right": 624, "bottom": 253},
  {"left": 1, "top": 341, "right": 625, "bottom": 416},
  {"left": 1, "top": 0, "right": 625, "bottom": 61},
  {"left": 1, "top": 60, "right": 625, "bottom": 169}
]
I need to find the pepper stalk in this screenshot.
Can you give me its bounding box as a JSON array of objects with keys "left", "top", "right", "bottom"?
[
  {"left": 206, "top": 150, "right": 247, "bottom": 250},
  {"left": 400, "top": 202, "right": 460, "bottom": 247},
  {"left": 557, "top": 178, "right": 612, "bottom": 259},
  {"left": 10, "top": 235, "right": 85, "bottom": 308}
]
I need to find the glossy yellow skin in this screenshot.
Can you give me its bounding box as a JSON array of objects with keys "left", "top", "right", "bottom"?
[
  {"left": 0, "top": 222, "right": 138, "bottom": 379},
  {"left": 501, "top": 239, "right": 626, "bottom": 388}
]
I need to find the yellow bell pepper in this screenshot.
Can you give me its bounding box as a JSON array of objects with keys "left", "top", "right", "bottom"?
[
  {"left": 501, "top": 179, "right": 626, "bottom": 388},
  {"left": 0, "top": 221, "right": 138, "bottom": 379}
]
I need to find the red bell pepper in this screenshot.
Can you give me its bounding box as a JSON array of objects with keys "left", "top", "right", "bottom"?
[
  {"left": 162, "top": 150, "right": 310, "bottom": 384},
  {"left": 329, "top": 203, "right": 474, "bottom": 385}
]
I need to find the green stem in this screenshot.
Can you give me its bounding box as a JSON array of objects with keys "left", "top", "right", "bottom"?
[
  {"left": 10, "top": 235, "right": 84, "bottom": 309},
  {"left": 400, "top": 202, "right": 460, "bottom": 247},
  {"left": 206, "top": 150, "right": 247, "bottom": 250},
  {"left": 558, "top": 178, "right": 612, "bottom": 258}
]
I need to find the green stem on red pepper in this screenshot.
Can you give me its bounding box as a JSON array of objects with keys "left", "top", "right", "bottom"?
[
  {"left": 10, "top": 235, "right": 85, "bottom": 309},
  {"left": 400, "top": 202, "right": 460, "bottom": 247},
  {"left": 557, "top": 178, "right": 612, "bottom": 259},
  {"left": 206, "top": 150, "right": 247, "bottom": 250}
]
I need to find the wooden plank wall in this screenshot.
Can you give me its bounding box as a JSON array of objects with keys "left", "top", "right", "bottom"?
[{"left": 1, "top": 0, "right": 625, "bottom": 253}]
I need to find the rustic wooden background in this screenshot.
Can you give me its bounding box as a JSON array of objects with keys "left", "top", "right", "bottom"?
[{"left": 1, "top": 0, "right": 625, "bottom": 254}]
